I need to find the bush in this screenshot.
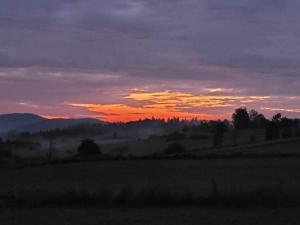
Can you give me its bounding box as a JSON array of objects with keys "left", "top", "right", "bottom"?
[
  {"left": 164, "top": 142, "right": 185, "bottom": 154},
  {"left": 77, "top": 139, "right": 102, "bottom": 157}
]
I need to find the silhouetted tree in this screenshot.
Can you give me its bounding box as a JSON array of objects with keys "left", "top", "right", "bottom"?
[
  {"left": 272, "top": 113, "right": 282, "bottom": 122},
  {"left": 249, "top": 110, "right": 259, "bottom": 122},
  {"left": 232, "top": 108, "right": 251, "bottom": 130},
  {"left": 213, "top": 122, "right": 226, "bottom": 147},
  {"left": 249, "top": 109, "right": 267, "bottom": 129},
  {"left": 77, "top": 139, "right": 102, "bottom": 156},
  {"left": 265, "top": 121, "right": 280, "bottom": 141}
]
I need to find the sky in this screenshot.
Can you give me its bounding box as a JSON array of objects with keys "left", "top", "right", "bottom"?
[{"left": 0, "top": 0, "right": 300, "bottom": 122}]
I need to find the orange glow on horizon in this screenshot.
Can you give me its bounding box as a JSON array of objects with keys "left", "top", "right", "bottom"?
[
  {"left": 68, "top": 90, "right": 270, "bottom": 122},
  {"left": 41, "top": 115, "right": 71, "bottom": 120},
  {"left": 68, "top": 103, "right": 223, "bottom": 122}
]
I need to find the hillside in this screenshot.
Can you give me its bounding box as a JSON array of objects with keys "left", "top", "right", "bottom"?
[
  {"left": 0, "top": 113, "right": 103, "bottom": 134},
  {"left": 191, "top": 138, "right": 300, "bottom": 157}
]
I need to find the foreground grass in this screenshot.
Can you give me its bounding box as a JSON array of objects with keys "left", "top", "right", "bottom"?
[
  {"left": 2, "top": 185, "right": 299, "bottom": 207},
  {"left": 1, "top": 158, "right": 300, "bottom": 196},
  {"left": 1, "top": 207, "right": 300, "bottom": 225}
]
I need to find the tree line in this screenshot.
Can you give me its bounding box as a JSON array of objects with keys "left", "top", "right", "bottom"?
[{"left": 213, "top": 107, "right": 300, "bottom": 147}]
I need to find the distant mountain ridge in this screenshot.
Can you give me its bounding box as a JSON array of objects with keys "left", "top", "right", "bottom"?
[{"left": 0, "top": 113, "right": 104, "bottom": 134}]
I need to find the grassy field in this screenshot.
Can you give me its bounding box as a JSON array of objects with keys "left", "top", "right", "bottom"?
[
  {"left": 14, "top": 129, "right": 268, "bottom": 158},
  {"left": 1, "top": 150, "right": 300, "bottom": 224},
  {"left": 1, "top": 158, "right": 300, "bottom": 197},
  {"left": 1, "top": 207, "right": 300, "bottom": 225},
  {"left": 191, "top": 138, "right": 300, "bottom": 156}
]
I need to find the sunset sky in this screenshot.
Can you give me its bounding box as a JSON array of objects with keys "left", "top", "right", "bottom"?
[{"left": 0, "top": 0, "right": 300, "bottom": 122}]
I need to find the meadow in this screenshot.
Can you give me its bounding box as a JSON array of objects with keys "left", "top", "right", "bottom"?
[
  {"left": 1, "top": 207, "right": 300, "bottom": 225},
  {"left": 1, "top": 157, "right": 300, "bottom": 202},
  {"left": 1, "top": 139, "right": 300, "bottom": 224}
]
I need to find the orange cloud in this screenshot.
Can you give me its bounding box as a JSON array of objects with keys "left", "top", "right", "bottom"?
[
  {"left": 68, "top": 103, "right": 219, "bottom": 122},
  {"left": 68, "top": 90, "right": 270, "bottom": 122},
  {"left": 124, "top": 90, "right": 269, "bottom": 108}
]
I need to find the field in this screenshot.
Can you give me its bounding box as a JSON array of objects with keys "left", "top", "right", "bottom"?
[
  {"left": 1, "top": 158, "right": 300, "bottom": 199},
  {"left": 13, "top": 129, "right": 268, "bottom": 158},
  {"left": 1, "top": 207, "right": 300, "bottom": 225},
  {"left": 193, "top": 138, "right": 300, "bottom": 156},
  {"left": 2, "top": 140, "right": 300, "bottom": 225}
]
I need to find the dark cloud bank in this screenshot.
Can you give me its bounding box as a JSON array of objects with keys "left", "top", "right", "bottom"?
[{"left": 0, "top": 0, "right": 299, "bottom": 117}]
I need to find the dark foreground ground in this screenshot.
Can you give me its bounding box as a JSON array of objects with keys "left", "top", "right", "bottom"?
[
  {"left": 1, "top": 150, "right": 300, "bottom": 224},
  {"left": 1, "top": 207, "right": 300, "bottom": 225},
  {"left": 2, "top": 158, "right": 300, "bottom": 195}
]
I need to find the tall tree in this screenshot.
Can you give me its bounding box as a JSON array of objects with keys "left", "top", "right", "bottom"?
[
  {"left": 249, "top": 109, "right": 267, "bottom": 129},
  {"left": 272, "top": 113, "right": 282, "bottom": 122},
  {"left": 232, "top": 108, "right": 251, "bottom": 130}
]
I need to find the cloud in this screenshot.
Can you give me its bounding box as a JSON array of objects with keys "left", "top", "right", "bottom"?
[
  {"left": 1, "top": 0, "right": 300, "bottom": 79},
  {"left": 68, "top": 90, "right": 270, "bottom": 122},
  {"left": 124, "top": 90, "right": 269, "bottom": 108},
  {"left": 261, "top": 107, "right": 300, "bottom": 114},
  {"left": 68, "top": 102, "right": 222, "bottom": 122},
  {"left": 18, "top": 102, "right": 39, "bottom": 108},
  {"left": 0, "top": 0, "right": 300, "bottom": 117},
  {"left": 203, "top": 88, "right": 236, "bottom": 94}
]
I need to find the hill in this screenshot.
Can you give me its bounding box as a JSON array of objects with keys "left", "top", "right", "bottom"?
[
  {"left": 0, "top": 113, "right": 103, "bottom": 135},
  {"left": 190, "top": 138, "right": 300, "bottom": 157},
  {"left": 0, "top": 113, "right": 44, "bottom": 133}
]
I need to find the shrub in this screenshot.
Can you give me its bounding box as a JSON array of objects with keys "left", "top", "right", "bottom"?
[
  {"left": 77, "top": 139, "right": 102, "bottom": 157},
  {"left": 164, "top": 142, "right": 185, "bottom": 154}
]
